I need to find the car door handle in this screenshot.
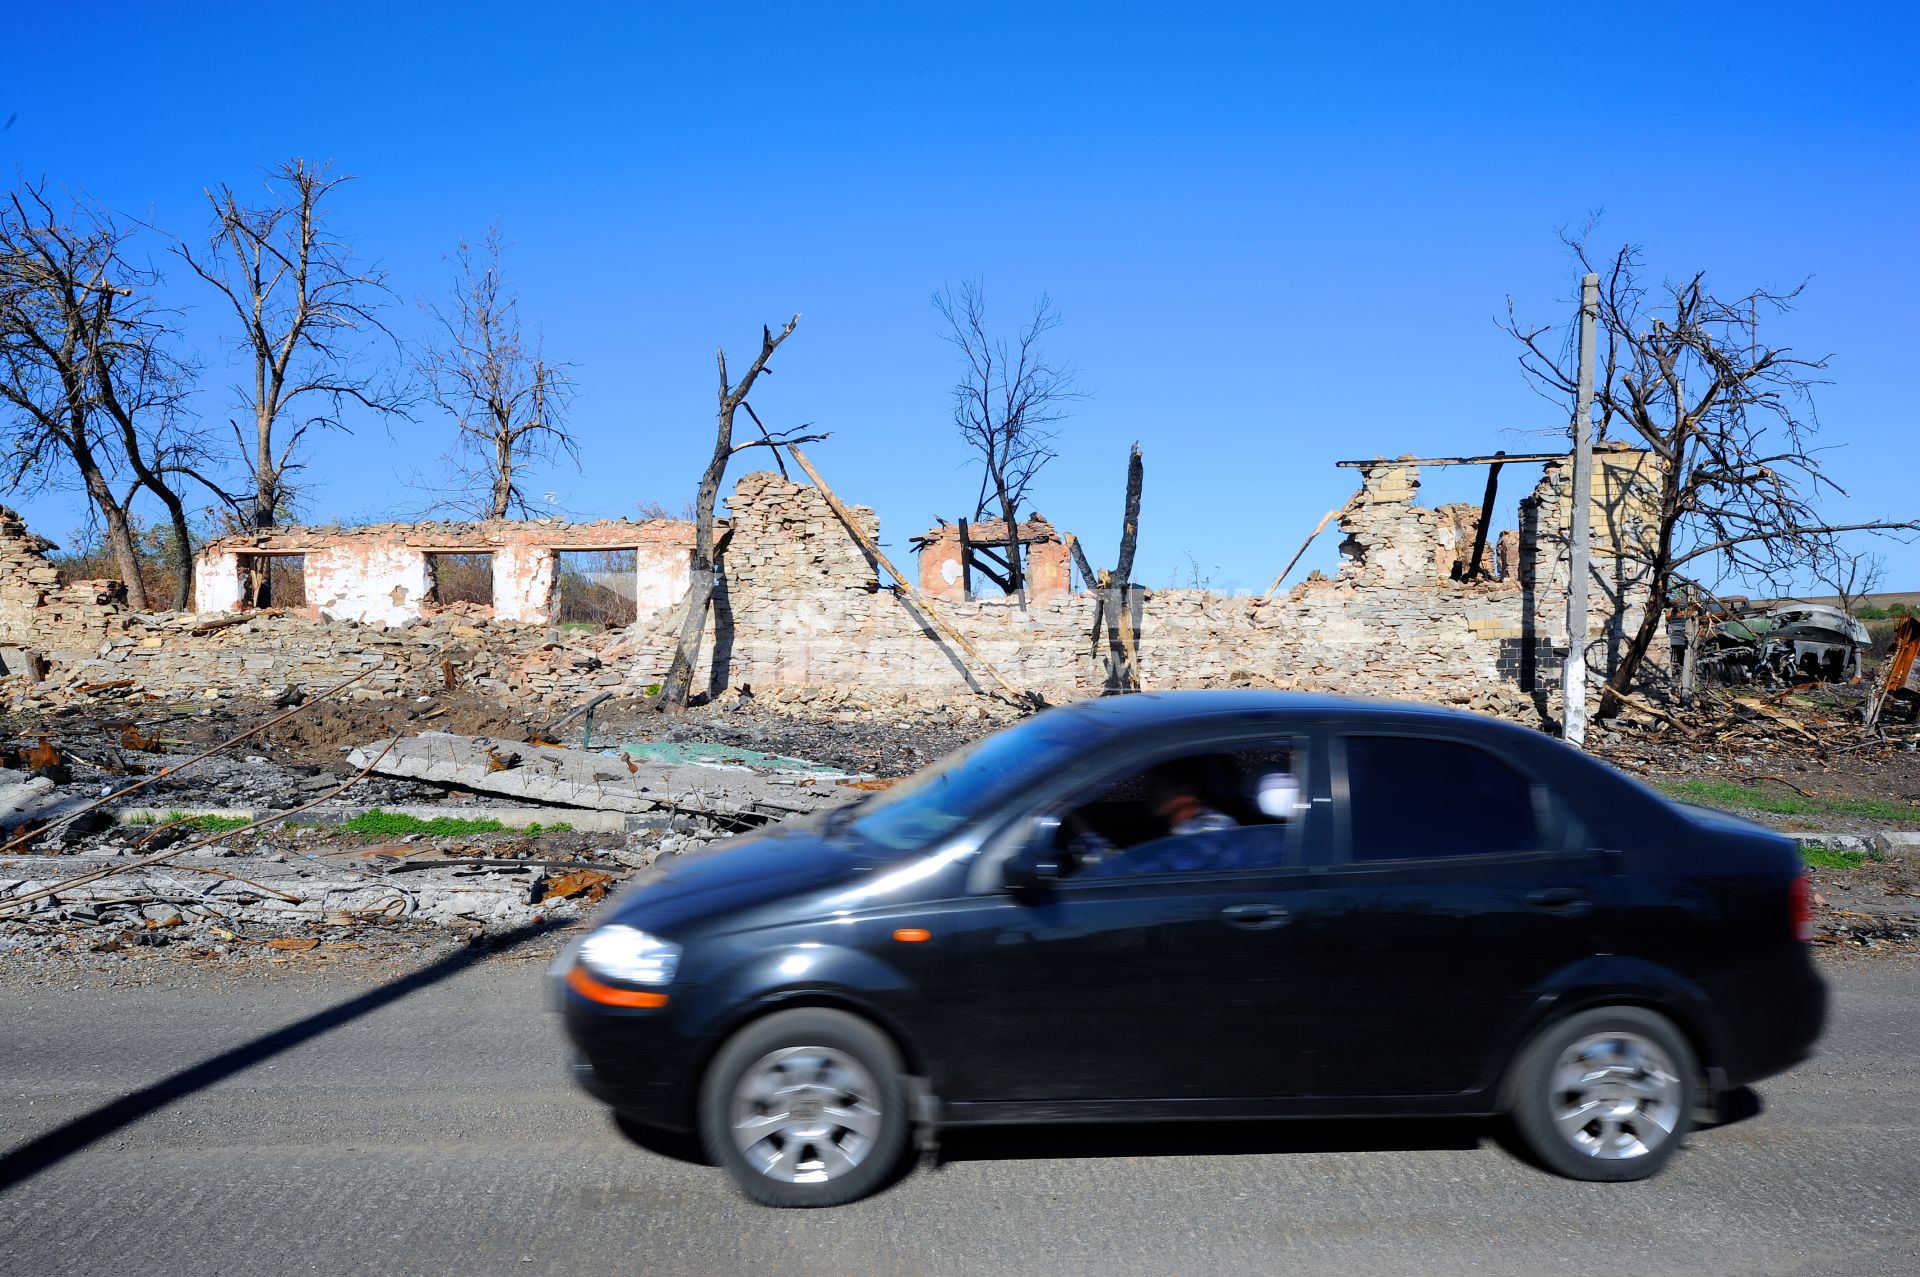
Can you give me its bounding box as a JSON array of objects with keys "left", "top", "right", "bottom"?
[
  {"left": 1526, "top": 888, "right": 1590, "bottom": 915},
  {"left": 1222, "top": 903, "right": 1289, "bottom": 930}
]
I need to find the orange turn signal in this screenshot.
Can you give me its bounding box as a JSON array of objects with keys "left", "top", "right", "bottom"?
[
  {"left": 893, "top": 928, "right": 931, "bottom": 943},
  {"left": 567, "top": 964, "right": 669, "bottom": 1008}
]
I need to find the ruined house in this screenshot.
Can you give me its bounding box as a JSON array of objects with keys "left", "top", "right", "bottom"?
[
  {"left": 193, "top": 518, "right": 697, "bottom": 625},
  {"left": 0, "top": 443, "right": 1663, "bottom": 720}
]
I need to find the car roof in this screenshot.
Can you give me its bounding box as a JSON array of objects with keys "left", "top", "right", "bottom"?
[
  {"left": 1042, "top": 689, "right": 1499, "bottom": 732},
  {"left": 1028, "top": 690, "right": 1688, "bottom": 844}
]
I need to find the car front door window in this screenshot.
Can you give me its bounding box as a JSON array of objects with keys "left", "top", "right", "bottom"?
[{"left": 1056, "top": 742, "right": 1305, "bottom": 879}]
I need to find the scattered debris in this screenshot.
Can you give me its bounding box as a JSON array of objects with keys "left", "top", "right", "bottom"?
[{"left": 538, "top": 868, "right": 616, "bottom": 904}]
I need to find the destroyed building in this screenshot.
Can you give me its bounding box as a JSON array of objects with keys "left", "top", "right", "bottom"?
[
  {"left": 0, "top": 442, "right": 1664, "bottom": 721},
  {"left": 193, "top": 518, "right": 697, "bottom": 625}
]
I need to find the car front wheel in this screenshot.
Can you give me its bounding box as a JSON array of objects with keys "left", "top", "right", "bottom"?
[
  {"left": 1507, "top": 1005, "right": 1696, "bottom": 1182},
  {"left": 698, "top": 1007, "right": 911, "bottom": 1207}
]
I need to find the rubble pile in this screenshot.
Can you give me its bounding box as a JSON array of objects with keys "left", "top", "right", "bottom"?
[
  {"left": 1592, "top": 685, "right": 1920, "bottom": 770},
  {"left": 0, "top": 688, "right": 919, "bottom": 964},
  {"left": 2, "top": 610, "right": 624, "bottom": 714}
]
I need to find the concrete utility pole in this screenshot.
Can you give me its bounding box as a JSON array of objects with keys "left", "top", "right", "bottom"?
[{"left": 1562, "top": 272, "right": 1601, "bottom": 746}]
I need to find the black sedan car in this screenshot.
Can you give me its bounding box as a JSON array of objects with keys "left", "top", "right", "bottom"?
[{"left": 553, "top": 691, "right": 1825, "bottom": 1207}]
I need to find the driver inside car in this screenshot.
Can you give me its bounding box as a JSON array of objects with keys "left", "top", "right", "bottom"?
[{"left": 1071, "top": 757, "right": 1243, "bottom": 877}]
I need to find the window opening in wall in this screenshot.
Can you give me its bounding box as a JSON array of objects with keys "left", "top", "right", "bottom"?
[
  {"left": 553, "top": 548, "right": 638, "bottom": 629},
  {"left": 426, "top": 552, "right": 494, "bottom": 608},
  {"left": 239, "top": 554, "right": 305, "bottom": 609}
]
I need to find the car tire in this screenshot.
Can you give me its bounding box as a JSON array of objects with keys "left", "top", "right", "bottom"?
[
  {"left": 698, "top": 1008, "right": 912, "bottom": 1207},
  {"left": 1506, "top": 1005, "right": 1696, "bottom": 1182}
]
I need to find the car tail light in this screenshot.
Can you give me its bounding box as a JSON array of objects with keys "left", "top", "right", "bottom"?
[{"left": 1790, "top": 871, "right": 1814, "bottom": 943}]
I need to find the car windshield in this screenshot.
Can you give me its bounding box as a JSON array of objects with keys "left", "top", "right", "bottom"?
[{"left": 845, "top": 713, "right": 1097, "bottom": 852}]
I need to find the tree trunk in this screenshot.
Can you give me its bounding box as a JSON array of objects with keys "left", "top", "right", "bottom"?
[
  {"left": 154, "top": 487, "right": 195, "bottom": 611},
  {"left": 86, "top": 479, "right": 148, "bottom": 611},
  {"left": 1600, "top": 564, "right": 1670, "bottom": 717},
  {"left": 1596, "top": 459, "right": 1682, "bottom": 718},
  {"left": 489, "top": 407, "right": 514, "bottom": 519},
  {"left": 1077, "top": 444, "right": 1145, "bottom": 693},
  {"left": 64, "top": 409, "right": 150, "bottom": 610},
  {"left": 658, "top": 407, "right": 733, "bottom": 709},
  {"left": 1106, "top": 445, "right": 1144, "bottom": 691},
  {"left": 656, "top": 319, "right": 797, "bottom": 711},
  {"left": 997, "top": 485, "right": 1026, "bottom": 608}
]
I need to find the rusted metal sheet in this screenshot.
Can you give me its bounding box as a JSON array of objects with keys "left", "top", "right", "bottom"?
[{"left": 1867, "top": 617, "right": 1920, "bottom": 727}]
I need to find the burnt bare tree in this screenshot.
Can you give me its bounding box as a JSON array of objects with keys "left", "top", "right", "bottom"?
[
  {"left": 936, "top": 281, "right": 1080, "bottom": 606},
  {"left": 177, "top": 159, "right": 406, "bottom": 561},
  {"left": 415, "top": 226, "right": 577, "bottom": 519},
  {"left": 1508, "top": 233, "right": 1919, "bottom": 715},
  {"left": 1811, "top": 546, "right": 1885, "bottom": 617},
  {"left": 1066, "top": 443, "right": 1144, "bottom": 692},
  {"left": 655, "top": 316, "right": 825, "bottom": 711},
  {"left": 0, "top": 181, "right": 204, "bottom": 609}
]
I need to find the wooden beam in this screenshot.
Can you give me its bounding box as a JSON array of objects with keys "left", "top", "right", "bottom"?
[
  {"left": 1334, "top": 452, "right": 1564, "bottom": 469},
  {"left": 1261, "top": 502, "right": 1350, "bottom": 600},
  {"left": 1462, "top": 455, "right": 1505, "bottom": 581},
  {"left": 788, "top": 447, "right": 1031, "bottom": 705},
  {"left": 956, "top": 518, "right": 974, "bottom": 600}
]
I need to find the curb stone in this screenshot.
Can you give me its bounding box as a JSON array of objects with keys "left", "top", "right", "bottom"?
[{"left": 1873, "top": 831, "right": 1920, "bottom": 858}]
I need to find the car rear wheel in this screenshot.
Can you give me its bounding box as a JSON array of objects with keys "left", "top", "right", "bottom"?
[
  {"left": 1507, "top": 1005, "right": 1695, "bottom": 1182},
  {"left": 698, "top": 1008, "right": 911, "bottom": 1207}
]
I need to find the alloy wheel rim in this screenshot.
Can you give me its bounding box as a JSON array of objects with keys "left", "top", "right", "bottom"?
[
  {"left": 730, "top": 1046, "right": 882, "bottom": 1183},
  {"left": 1549, "top": 1029, "right": 1683, "bottom": 1160}
]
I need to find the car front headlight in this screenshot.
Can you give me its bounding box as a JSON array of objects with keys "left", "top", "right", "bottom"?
[{"left": 578, "top": 925, "right": 681, "bottom": 986}]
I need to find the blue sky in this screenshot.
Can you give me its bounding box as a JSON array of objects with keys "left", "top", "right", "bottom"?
[{"left": 5, "top": 1, "right": 1915, "bottom": 594}]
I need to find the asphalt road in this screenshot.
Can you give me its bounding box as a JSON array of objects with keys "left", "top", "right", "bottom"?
[{"left": 0, "top": 945, "right": 1914, "bottom": 1277}]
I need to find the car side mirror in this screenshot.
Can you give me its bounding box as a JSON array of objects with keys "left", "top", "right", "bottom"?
[{"left": 1002, "top": 815, "right": 1064, "bottom": 892}]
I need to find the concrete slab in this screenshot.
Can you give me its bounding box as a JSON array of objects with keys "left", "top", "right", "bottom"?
[
  {"left": 1792, "top": 834, "right": 1874, "bottom": 854},
  {"left": 1, "top": 770, "right": 99, "bottom": 832},
  {"left": 348, "top": 732, "right": 857, "bottom": 822},
  {"left": 614, "top": 741, "right": 854, "bottom": 777}
]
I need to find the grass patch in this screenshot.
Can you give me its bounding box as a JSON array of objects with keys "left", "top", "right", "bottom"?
[
  {"left": 122, "top": 810, "right": 252, "bottom": 834},
  {"left": 1656, "top": 779, "right": 1920, "bottom": 824},
  {"left": 341, "top": 808, "right": 573, "bottom": 838},
  {"left": 1802, "top": 846, "right": 1870, "bottom": 870}
]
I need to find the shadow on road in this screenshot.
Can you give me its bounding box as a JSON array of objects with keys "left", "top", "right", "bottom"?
[{"left": 0, "top": 922, "right": 563, "bottom": 1195}]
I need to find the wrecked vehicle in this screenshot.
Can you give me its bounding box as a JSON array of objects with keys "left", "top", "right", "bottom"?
[
  {"left": 552, "top": 691, "right": 1826, "bottom": 1207},
  {"left": 1701, "top": 603, "right": 1871, "bottom": 685}
]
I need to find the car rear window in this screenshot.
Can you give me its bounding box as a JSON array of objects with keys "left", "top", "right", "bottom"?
[{"left": 1343, "top": 735, "right": 1541, "bottom": 861}]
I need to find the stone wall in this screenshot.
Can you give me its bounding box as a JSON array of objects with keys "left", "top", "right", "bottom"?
[{"left": 608, "top": 448, "right": 1661, "bottom": 719}]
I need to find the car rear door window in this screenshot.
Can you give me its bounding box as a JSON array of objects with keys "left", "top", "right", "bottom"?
[{"left": 1342, "top": 734, "right": 1540, "bottom": 861}]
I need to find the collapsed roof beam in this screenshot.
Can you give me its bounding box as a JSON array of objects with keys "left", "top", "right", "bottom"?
[{"left": 1334, "top": 451, "right": 1565, "bottom": 468}]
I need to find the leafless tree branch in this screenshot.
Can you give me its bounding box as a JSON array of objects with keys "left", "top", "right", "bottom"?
[
  {"left": 1506, "top": 231, "right": 1918, "bottom": 714},
  {"left": 935, "top": 280, "right": 1081, "bottom": 604},
  {"left": 174, "top": 158, "right": 410, "bottom": 584},
  {"left": 411, "top": 224, "right": 578, "bottom": 520}
]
